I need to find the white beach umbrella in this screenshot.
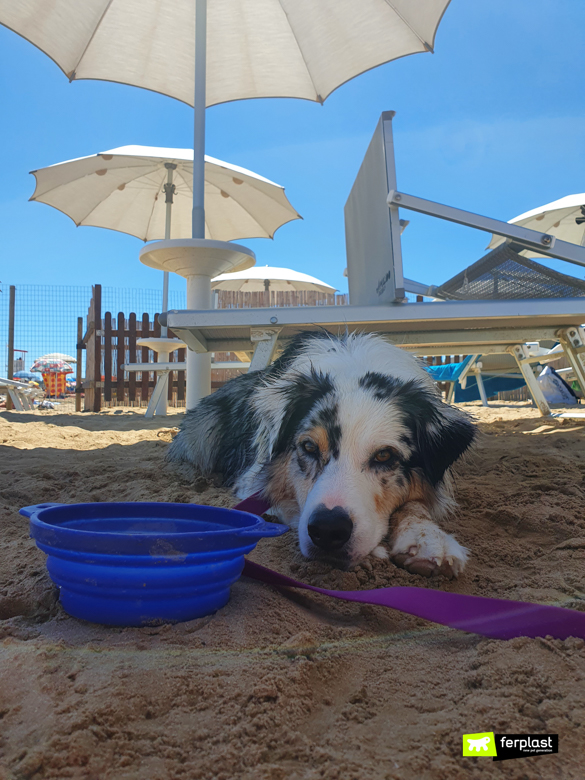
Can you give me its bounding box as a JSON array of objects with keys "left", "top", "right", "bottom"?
[
  {"left": 0, "top": 1, "right": 451, "bottom": 108},
  {"left": 212, "top": 266, "right": 336, "bottom": 294},
  {"left": 488, "top": 194, "right": 585, "bottom": 258},
  {"left": 31, "top": 146, "right": 300, "bottom": 336},
  {"left": 37, "top": 352, "right": 77, "bottom": 364},
  {"left": 30, "top": 146, "right": 300, "bottom": 243}
]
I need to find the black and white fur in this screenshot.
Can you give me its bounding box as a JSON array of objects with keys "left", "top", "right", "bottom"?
[{"left": 167, "top": 332, "right": 476, "bottom": 577}]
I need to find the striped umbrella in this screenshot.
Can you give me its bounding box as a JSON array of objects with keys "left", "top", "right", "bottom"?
[{"left": 30, "top": 359, "right": 73, "bottom": 374}]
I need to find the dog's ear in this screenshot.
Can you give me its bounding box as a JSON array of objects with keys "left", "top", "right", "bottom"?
[
  {"left": 255, "top": 367, "right": 334, "bottom": 458},
  {"left": 358, "top": 372, "right": 476, "bottom": 486},
  {"left": 409, "top": 403, "right": 476, "bottom": 486}
]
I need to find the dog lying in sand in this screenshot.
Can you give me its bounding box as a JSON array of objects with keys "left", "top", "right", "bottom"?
[{"left": 167, "top": 332, "right": 476, "bottom": 577}]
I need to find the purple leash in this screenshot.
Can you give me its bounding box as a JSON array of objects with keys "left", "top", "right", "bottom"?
[{"left": 235, "top": 495, "right": 585, "bottom": 641}]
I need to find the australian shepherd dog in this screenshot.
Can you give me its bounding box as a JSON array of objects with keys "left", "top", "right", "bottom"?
[{"left": 167, "top": 332, "right": 476, "bottom": 577}]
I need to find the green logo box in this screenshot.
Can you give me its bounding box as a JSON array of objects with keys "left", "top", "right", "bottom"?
[{"left": 462, "top": 732, "right": 498, "bottom": 757}]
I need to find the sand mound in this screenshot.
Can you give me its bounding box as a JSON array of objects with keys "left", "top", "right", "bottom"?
[{"left": 1, "top": 403, "right": 584, "bottom": 779}]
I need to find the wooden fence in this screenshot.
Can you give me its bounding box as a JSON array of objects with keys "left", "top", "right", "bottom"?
[
  {"left": 216, "top": 290, "right": 349, "bottom": 308},
  {"left": 81, "top": 285, "right": 187, "bottom": 411}
]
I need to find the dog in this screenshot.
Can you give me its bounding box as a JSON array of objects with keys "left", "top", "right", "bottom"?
[{"left": 167, "top": 331, "right": 476, "bottom": 577}]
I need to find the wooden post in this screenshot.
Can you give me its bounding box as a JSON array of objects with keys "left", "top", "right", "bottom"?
[
  {"left": 153, "top": 314, "right": 161, "bottom": 397},
  {"left": 177, "top": 347, "right": 186, "bottom": 403},
  {"left": 117, "top": 312, "right": 125, "bottom": 406},
  {"left": 93, "top": 284, "right": 102, "bottom": 412},
  {"left": 141, "top": 313, "right": 150, "bottom": 406},
  {"left": 104, "top": 312, "right": 112, "bottom": 403},
  {"left": 75, "top": 316, "right": 83, "bottom": 412},
  {"left": 6, "top": 285, "right": 15, "bottom": 410},
  {"left": 128, "top": 313, "right": 137, "bottom": 405},
  {"left": 168, "top": 348, "right": 174, "bottom": 403}
]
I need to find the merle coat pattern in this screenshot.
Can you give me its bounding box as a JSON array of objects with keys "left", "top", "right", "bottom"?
[{"left": 167, "top": 332, "right": 476, "bottom": 576}]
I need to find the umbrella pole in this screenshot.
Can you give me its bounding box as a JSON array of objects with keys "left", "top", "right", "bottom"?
[
  {"left": 192, "top": 0, "right": 207, "bottom": 239},
  {"left": 161, "top": 163, "right": 177, "bottom": 338},
  {"left": 186, "top": 0, "right": 211, "bottom": 410}
]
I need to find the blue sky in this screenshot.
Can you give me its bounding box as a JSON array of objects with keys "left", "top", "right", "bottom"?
[{"left": 1, "top": 0, "right": 585, "bottom": 299}]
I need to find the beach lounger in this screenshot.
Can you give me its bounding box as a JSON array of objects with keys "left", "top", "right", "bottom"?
[
  {"left": 0, "top": 377, "right": 42, "bottom": 411},
  {"left": 161, "top": 113, "right": 585, "bottom": 418}
]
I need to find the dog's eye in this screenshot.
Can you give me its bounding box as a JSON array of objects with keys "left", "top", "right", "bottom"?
[
  {"left": 301, "top": 440, "right": 318, "bottom": 455},
  {"left": 373, "top": 448, "right": 394, "bottom": 464}
]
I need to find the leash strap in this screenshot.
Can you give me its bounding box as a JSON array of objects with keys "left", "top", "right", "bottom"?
[{"left": 235, "top": 494, "right": 585, "bottom": 641}]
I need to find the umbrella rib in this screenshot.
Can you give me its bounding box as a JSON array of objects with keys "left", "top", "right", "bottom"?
[
  {"left": 276, "top": 0, "right": 322, "bottom": 101},
  {"left": 381, "top": 0, "right": 433, "bottom": 50},
  {"left": 213, "top": 185, "right": 276, "bottom": 236},
  {"left": 75, "top": 170, "right": 161, "bottom": 229},
  {"left": 144, "top": 180, "right": 164, "bottom": 241},
  {"left": 210, "top": 174, "right": 299, "bottom": 237},
  {"left": 68, "top": 0, "right": 116, "bottom": 79}
]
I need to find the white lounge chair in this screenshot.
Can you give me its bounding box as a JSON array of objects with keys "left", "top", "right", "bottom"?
[
  {"left": 161, "top": 112, "right": 585, "bottom": 418},
  {"left": 0, "top": 377, "right": 43, "bottom": 411}
]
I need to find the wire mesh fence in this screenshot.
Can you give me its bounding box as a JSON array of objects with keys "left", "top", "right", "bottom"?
[
  {"left": 0, "top": 283, "right": 187, "bottom": 411},
  {"left": 0, "top": 283, "right": 186, "bottom": 379}
]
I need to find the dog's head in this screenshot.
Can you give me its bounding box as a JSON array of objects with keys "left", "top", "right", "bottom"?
[{"left": 255, "top": 333, "right": 475, "bottom": 567}]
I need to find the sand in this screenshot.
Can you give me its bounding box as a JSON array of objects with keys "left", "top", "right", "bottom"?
[{"left": 1, "top": 402, "right": 585, "bottom": 779}]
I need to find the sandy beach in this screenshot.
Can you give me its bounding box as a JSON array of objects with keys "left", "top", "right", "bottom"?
[{"left": 1, "top": 402, "right": 585, "bottom": 779}]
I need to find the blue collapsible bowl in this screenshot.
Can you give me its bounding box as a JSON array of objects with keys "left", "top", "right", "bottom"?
[{"left": 19, "top": 502, "right": 288, "bottom": 627}]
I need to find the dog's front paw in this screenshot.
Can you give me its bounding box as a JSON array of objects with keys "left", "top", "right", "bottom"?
[{"left": 390, "top": 518, "right": 468, "bottom": 579}]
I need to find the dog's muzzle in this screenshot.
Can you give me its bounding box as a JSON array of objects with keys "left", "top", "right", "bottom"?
[{"left": 307, "top": 505, "right": 353, "bottom": 552}]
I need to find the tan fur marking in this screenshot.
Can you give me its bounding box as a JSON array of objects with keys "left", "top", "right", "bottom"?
[
  {"left": 406, "top": 472, "right": 439, "bottom": 507},
  {"left": 302, "top": 426, "right": 329, "bottom": 455},
  {"left": 266, "top": 453, "right": 296, "bottom": 504}
]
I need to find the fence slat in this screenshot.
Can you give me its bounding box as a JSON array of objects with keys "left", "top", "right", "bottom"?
[
  {"left": 104, "top": 312, "right": 112, "bottom": 402},
  {"left": 141, "top": 313, "right": 150, "bottom": 406},
  {"left": 168, "top": 348, "right": 174, "bottom": 402},
  {"left": 117, "top": 312, "right": 125, "bottom": 405},
  {"left": 128, "top": 313, "right": 137, "bottom": 404},
  {"left": 177, "top": 348, "right": 186, "bottom": 402},
  {"left": 92, "top": 284, "right": 102, "bottom": 412},
  {"left": 153, "top": 314, "right": 161, "bottom": 392}
]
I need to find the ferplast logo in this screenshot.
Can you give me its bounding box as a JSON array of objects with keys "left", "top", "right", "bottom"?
[
  {"left": 462, "top": 732, "right": 497, "bottom": 757},
  {"left": 462, "top": 732, "right": 559, "bottom": 761}
]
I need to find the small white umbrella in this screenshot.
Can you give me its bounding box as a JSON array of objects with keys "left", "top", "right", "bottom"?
[
  {"left": 488, "top": 194, "right": 585, "bottom": 258},
  {"left": 37, "top": 352, "right": 77, "bottom": 364},
  {"left": 212, "top": 265, "right": 336, "bottom": 293},
  {"left": 30, "top": 146, "right": 300, "bottom": 243},
  {"left": 31, "top": 147, "right": 301, "bottom": 334}
]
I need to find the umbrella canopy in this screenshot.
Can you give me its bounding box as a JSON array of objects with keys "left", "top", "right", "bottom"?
[
  {"left": 488, "top": 194, "right": 585, "bottom": 258},
  {"left": 30, "top": 146, "right": 301, "bottom": 242},
  {"left": 31, "top": 359, "right": 73, "bottom": 374},
  {"left": 211, "top": 265, "right": 336, "bottom": 294},
  {"left": 0, "top": 1, "right": 451, "bottom": 107},
  {"left": 37, "top": 352, "right": 77, "bottom": 364},
  {"left": 13, "top": 370, "right": 43, "bottom": 383}
]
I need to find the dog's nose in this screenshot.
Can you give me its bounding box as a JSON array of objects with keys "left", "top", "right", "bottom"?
[{"left": 307, "top": 505, "right": 353, "bottom": 551}]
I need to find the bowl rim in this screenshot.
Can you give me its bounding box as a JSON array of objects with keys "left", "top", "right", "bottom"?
[{"left": 21, "top": 501, "right": 287, "bottom": 544}]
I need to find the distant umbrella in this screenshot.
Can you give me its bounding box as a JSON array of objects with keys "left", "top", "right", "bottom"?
[
  {"left": 488, "top": 194, "right": 585, "bottom": 258},
  {"left": 14, "top": 370, "right": 43, "bottom": 383},
  {"left": 37, "top": 352, "right": 77, "bottom": 364},
  {"left": 31, "top": 359, "right": 73, "bottom": 374},
  {"left": 211, "top": 265, "right": 336, "bottom": 294}
]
